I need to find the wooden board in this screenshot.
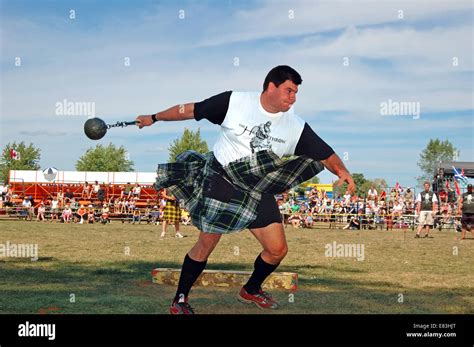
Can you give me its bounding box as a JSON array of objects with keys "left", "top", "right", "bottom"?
[{"left": 151, "top": 268, "right": 298, "bottom": 291}]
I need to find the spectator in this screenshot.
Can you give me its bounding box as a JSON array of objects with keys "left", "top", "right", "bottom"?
[
  {"left": 440, "top": 202, "right": 452, "bottom": 226},
  {"left": 113, "top": 197, "right": 121, "bottom": 214},
  {"left": 36, "top": 202, "right": 46, "bottom": 222},
  {"left": 70, "top": 198, "right": 78, "bottom": 212},
  {"left": 181, "top": 209, "right": 192, "bottom": 226},
  {"left": 379, "top": 189, "right": 387, "bottom": 202},
  {"left": 64, "top": 188, "right": 74, "bottom": 203},
  {"left": 367, "top": 186, "right": 377, "bottom": 201},
  {"left": 90, "top": 181, "right": 99, "bottom": 198},
  {"left": 389, "top": 188, "right": 397, "bottom": 202},
  {"left": 57, "top": 190, "right": 64, "bottom": 208},
  {"left": 121, "top": 182, "right": 133, "bottom": 199},
  {"left": 132, "top": 183, "right": 141, "bottom": 199},
  {"left": 304, "top": 212, "right": 314, "bottom": 228},
  {"left": 87, "top": 208, "right": 95, "bottom": 224},
  {"left": 22, "top": 196, "right": 33, "bottom": 221},
  {"left": 0, "top": 182, "right": 7, "bottom": 204},
  {"left": 101, "top": 204, "right": 110, "bottom": 224},
  {"left": 82, "top": 181, "right": 91, "bottom": 199},
  {"left": 149, "top": 206, "right": 161, "bottom": 225},
  {"left": 97, "top": 185, "right": 106, "bottom": 204},
  {"left": 77, "top": 205, "right": 87, "bottom": 224},
  {"left": 62, "top": 204, "right": 72, "bottom": 223},
  {"left": 288, "top": 212, "right": 303, "bottom": 228},
  {"left": 438, "top": 189, "right": 448, "bottom": 204},
  {"left": 375, "top": 209, "right": 385, "bottom": 230},
  {"left": 308, "top": 187, "right": 319, "bottom": 204},
  {"left": 160, "top": 188, "right": 184, "bottom": 239},
  {"left": 343, "top": 190, "right": 351, "bottom": 205},
  {"left": 50, "top": 195, "right": 59, "bottom": 222},
  {"left": 131, "top": 207, "right": 141, "bottom": 224},
  {"left": 342, "top": 214, "right": 360, "bottom": 230},
  {"left": 392, "top": 201, "right": 403, "bottom": 219}
]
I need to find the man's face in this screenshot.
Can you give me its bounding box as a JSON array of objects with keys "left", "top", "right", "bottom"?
[
  {"left": 424, "top": 183, "right": 430, "bottom": 191},
  {"left": 268, "top": 80, "right": 299, "bottom": 112}
]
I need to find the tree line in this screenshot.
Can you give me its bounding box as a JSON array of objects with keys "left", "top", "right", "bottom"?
[{"left": 0, "top": 130, "right": 459, "bottom": 194}]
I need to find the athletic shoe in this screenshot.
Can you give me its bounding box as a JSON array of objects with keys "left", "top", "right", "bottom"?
[
  {"left": 414, "top": 234, "right": 420, "bottom": 238},
  {"left": 424, "top": 234, "right": 430, "bottom": 238},
  {"left": 170, "top": 298, "right": 194, "bottom": 315},
  {"left": 175, "top": 233, "right": 184, "bottom": 238},
  {"left": 237, "top": 287, "right": 279, "bottom": 309}
]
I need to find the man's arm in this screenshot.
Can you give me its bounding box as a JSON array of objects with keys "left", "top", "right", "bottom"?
[
  {"left": 136, "top": 91, "right": 232, "bottom": 129},
  {"left": 136, "top": 103, "right": 195, "bottom": 129}
]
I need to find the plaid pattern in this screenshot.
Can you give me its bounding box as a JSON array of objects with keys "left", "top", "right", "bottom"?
[
  {"left": 154, "top": 150, "right": 324, "bottom": 234},
  {"left": 163, "top": 200, "right": 180, "bottom": 223}
]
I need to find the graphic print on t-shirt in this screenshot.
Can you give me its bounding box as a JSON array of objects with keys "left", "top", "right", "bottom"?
[{"left": 235, "top": 121, "right": 273, "bottom": 153}]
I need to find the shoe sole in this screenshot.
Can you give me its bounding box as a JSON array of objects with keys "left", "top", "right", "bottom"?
[{"left": 237, "top": 294, "right": 278, "bottom": 310}]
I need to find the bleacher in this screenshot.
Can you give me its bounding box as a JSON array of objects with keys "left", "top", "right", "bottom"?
[{"left": 1, "top": 169, "right": 163, "bottom": 223}]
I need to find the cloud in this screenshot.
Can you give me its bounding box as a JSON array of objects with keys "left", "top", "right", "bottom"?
[{"left": 0, "top": 0, "right": 472, "bottom": 188}]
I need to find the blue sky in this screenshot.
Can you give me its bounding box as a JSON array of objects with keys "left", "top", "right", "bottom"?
[{"left": 1, "top": 0, "right": 473, "bottom": 188}]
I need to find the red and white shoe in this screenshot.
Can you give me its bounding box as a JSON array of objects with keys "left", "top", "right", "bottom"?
[
  {"left": 170, "top": 297, "right": 194, "bottom": 314},
  {"left": 237, "top": 287, "right": 279, "bottom": 309}
]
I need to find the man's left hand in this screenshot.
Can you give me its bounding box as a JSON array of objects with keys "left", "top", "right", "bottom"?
[{"left": 336, "top": 172, "right": 356, "bottom": 194}]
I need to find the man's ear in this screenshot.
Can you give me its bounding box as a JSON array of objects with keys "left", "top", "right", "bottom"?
[{"left": 267, "top": 82, "right": 277, "bottom": 92}]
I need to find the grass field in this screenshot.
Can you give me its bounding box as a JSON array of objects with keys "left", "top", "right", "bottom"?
[{"left": 0, "top": 220, "right": 473, "bottom": 314}]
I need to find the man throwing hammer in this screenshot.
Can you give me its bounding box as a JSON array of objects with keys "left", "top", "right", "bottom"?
[{"left": 136, "top": 65, "right": 355, "bottom": 314}]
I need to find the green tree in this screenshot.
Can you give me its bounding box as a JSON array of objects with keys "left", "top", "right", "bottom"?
[
  {"left": 0, "top": 142, "right": 41, "bottom": 184},
  {"left": 417, "top": 139, "right": 459, "bottom": 185},
  {"left": 76, "top": 143, "right": 134, "bottom": 171},
  {"left": 168, "top": 128, "right": 209, "bottom": 162}
]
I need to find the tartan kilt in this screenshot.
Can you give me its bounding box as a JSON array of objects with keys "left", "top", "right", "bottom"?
[
  {"left": 154, "top": 150, "right": 325, "bottom": 234},
  {"left": 163, "top": 200, "right": 180, "bottom": 223}
]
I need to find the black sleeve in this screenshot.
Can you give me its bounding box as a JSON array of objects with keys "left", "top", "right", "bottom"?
[
  {"left": 194, "top": 91, "right": 232, "bottom": 125},
  {"left": 294, "top": 123, "right": 335, "bottom": 161}
]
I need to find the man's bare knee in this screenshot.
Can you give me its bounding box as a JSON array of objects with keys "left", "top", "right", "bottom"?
[
  {"left": 188, "top": 232, "right": 221, "bottom": 261},
  {"left": 263, "top": 243, "right": 288, "bottom": 262}
]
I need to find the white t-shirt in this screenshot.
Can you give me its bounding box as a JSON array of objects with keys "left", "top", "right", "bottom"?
[
  {"left": 194, "top": 90, "right": 335, "bottom": 166},
  {"left": 213, "top": 92, "right": 305, "bottom": 165}
]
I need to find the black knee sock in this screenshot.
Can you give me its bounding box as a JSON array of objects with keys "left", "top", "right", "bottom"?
[
  {"left": 174, "top": 254, "right": 207, "bottom": 302},
  {"left": 243, "top": 254, "right": 279, "bottom": 295}
]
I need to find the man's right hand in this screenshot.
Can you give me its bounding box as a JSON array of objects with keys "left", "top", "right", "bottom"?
[{"left": 135, "top": 115, "right": 155, "bottom": 129}]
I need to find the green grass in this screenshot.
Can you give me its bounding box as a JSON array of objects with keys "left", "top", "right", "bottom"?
[{"left": 0, "top": 220, "right": 473, "bottom": 314}]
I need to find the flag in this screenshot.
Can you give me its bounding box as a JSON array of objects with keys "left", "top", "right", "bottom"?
[
  {"left": 454, "top": 180, "right": 461, "bottom": 196},
  {"left": 395, "top": 182, "right": 403, "bottom": 193},
  {"left": 10, "top": 149, "right": 20, "bottom": 161},
  {"left": 452, "top": 166, "right": 468, "bottom": 186}
]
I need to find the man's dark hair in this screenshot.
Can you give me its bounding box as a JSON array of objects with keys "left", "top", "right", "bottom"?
[{"left": 263, "top": 65, "right": 302, "bottom": 91}]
